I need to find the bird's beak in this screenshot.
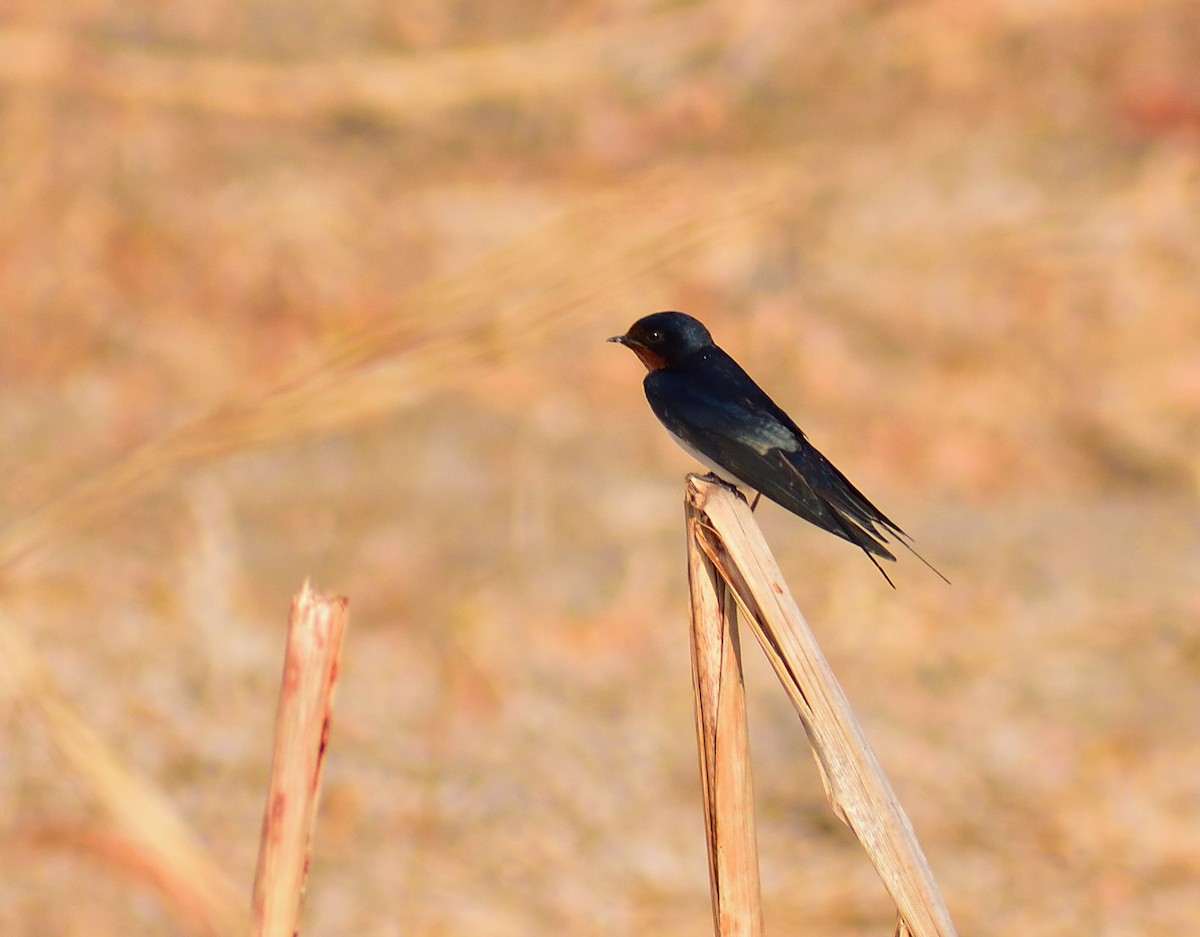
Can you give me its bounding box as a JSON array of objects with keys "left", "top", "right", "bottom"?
[{"left": 608, "top": 334, "right": 628, "bottom": 345}]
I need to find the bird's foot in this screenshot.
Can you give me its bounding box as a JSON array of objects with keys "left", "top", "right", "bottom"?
[{"left": 697, "top": 472, "right": 749, "bottom": 504}]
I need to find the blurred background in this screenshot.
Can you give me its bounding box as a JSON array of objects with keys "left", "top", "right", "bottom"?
[{"left": 1, "top": 0, "right": 1199, "bottom": 934}]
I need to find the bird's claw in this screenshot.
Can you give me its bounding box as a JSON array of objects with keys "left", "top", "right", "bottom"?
[{"left": 698, "top": 472, "right": 749, "bottom": 504}]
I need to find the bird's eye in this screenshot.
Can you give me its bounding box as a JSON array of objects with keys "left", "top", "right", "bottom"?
[{"left": 647, "top": 330, "right": 663, "bottom": 343}]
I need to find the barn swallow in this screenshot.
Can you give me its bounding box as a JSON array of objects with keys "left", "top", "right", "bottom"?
[{"left": 609, "top": 311, "right": 946, "bottom": 586}]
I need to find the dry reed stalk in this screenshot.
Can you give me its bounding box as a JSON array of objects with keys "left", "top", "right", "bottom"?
[
  {"left": 251, "top": 581, "right": 349, "bottom": 937},
  {"left": 0, "top": 163, "right": 785, "bottom": 579},
  {"left": 0, "top": 609, "right": 245, "bottom": 936},
  {"left": 686, "top": 498, "right": 765, "bottom": 937},
  {"left": 685, "top": 475, "right": 958, "bottom": 937},
  {"left": 0, "top": 1, "right": 1150, "bottom": 120},
  {"left": 0, "top": 7, "right": 725, "bottom": 119}
]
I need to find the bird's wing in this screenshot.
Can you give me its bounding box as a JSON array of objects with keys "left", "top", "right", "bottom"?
[{"left": 645, "top": 369, "right": 901, "bottom": 561}]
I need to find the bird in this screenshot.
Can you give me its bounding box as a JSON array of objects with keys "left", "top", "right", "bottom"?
[{"left": 609, "top": 311, "right": 946, "bottom": 587}]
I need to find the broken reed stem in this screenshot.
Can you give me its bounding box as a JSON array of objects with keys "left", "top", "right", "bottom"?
[
  {"left": 251, "top": 581, "right": 349, "bottom": 937},
  {"left": 686, "top": 497, "right": 765, "bottom": 937},
  {"left": 685, "top": 475, "right": 958, "bottom": 937}
]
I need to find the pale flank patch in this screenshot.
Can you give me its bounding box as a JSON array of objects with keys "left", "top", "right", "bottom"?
[{"left": 666, "top": 428, "right": 761, "bottom": 495}]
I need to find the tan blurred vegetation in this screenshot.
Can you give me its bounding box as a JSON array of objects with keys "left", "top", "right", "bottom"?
[{"left": 0, "top": 0, "right": 1198, "bottom": 934}]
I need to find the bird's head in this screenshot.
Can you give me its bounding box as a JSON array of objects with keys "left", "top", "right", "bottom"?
[{"left": 608, "top": 311, "right": 713, "bottom": 371}]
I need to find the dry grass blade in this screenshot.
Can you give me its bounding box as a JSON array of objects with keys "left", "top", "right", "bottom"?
[
  {"left": 0, "top": 6, "right": 726, "bottom": 119},
  {"left": 686, "top": 476, "right": 958, "bottom": 937},
  {"left": 0, "top": 163, "right": 785, "bottom": 580},
  {"left": 0, "top": 610, "right": 245, "bottom": 936},
  {"left": 251, "top": 581, "right": 349, "bottom": 937},
  {"left": 686, "top": 500, "right": 765, "bottom": 937}
]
